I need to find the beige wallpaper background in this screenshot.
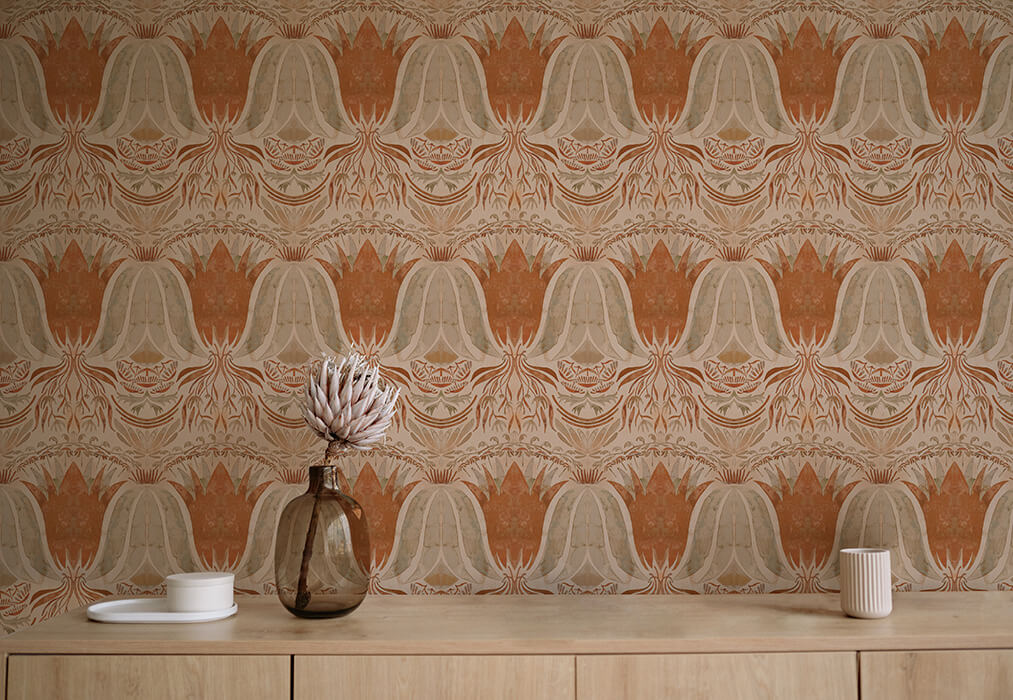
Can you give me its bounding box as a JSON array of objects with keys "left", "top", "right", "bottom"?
[{"left": 3, "top": 0, "right": 1013, "bottom": 633}]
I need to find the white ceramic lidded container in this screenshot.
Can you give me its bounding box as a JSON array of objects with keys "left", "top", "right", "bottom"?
[{"left": 166, "top": 572, "right": 235, "bottom": 612}]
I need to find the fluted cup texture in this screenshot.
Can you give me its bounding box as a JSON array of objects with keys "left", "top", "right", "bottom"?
[{"left": 840, "top": 548, "right": 892, "bottom": 619}]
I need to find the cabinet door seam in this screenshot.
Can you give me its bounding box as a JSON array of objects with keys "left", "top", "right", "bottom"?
[{"left": 856, "top": 651, "right": 861, "bottom": 700}]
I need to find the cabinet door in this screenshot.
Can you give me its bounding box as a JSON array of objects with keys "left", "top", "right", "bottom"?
[
  {"left": 295, "top": 655, "right": 574, "bottom": 700},
  {"left": 578, "top": 652, "right": 857, "bottom": 700},
  {"left": 2, "top": 651, "right": 7, "bottom": 700},
  {"left": 6, "top": 654, "right": 289, "bottom": 700},
  {"left": 861, "top": 650, "right": 1013, "bottom": 700}
]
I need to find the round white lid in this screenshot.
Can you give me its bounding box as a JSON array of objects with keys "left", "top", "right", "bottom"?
[{"left": 165, "top": 572, "right": 235, "bottom": 587}]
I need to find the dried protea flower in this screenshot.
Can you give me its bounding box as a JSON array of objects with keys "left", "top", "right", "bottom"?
[{"left": 303, "top": 354, "right": 399, "bottom": 461}]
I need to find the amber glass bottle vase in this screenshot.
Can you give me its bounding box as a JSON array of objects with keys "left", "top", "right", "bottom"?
[{"left": 274, "top": 465, "right": 370, "bottom": 618}]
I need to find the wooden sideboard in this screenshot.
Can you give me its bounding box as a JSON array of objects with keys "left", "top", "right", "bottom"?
[{"left": 3, "top": 592, "right": 1013, "bottom": 699}]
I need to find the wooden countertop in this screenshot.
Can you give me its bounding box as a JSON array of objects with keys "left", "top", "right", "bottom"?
[{"left": 3, "top": 592, "right": 1013, "bottom": 656}]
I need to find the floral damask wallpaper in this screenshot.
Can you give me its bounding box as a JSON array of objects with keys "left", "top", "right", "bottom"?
[{"left": 3, "top": 0, "right": 1013, "bottom": 633}]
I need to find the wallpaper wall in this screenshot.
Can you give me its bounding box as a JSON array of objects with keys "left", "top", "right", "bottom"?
[{"left": 3, "top": 0, "right": 1013, "bottom": 633}]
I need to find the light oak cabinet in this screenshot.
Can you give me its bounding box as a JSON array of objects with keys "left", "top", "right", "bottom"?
[
  {"left": 860, "top": 650, "right": 1013, "bottom": 700},
  {"left": 4, "top": 593, "right": 1013, "bottom": 700},
  {"left": 295, "top": 655, "right": 574, "bottom": 700},
  {"left": 5, "top": 654, "right": 288, "bottom": 700},
  {"left": 578, "top": 652, "right": 858, "bottom": 700}
]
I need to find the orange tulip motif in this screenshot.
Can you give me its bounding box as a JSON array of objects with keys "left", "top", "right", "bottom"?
[
  {"left": 760, "top": 19, "right": 858, "bottom": 206},
  {"left": 759, "top": 465, "right": 857, "bottom": 578},
  {"left": 24, "top": 19, "right": 123, "bottom": 124},
  {"left": 761, "top": 241, "right": 859, "bottom": 348},
  {"left": 762, "top": 242, "right": 860, "bottom": 430},
  {"left": 170, "top": 242, "right": 270, "bottom": 430},
  {"left": 465, "top": 19, "right": 563, "bottom": 125},
  {"left": 904, "top": 20, "right": 1007, "bottom": 207},
  {"left": 611, "top": 464, "right": 709, "bottom": 583},
  {"left": 466, "top": 463, "right": 564, "bottom": 581},
  {"left": 171, "top": 241, "right": 270, "bottom": 347},
  {"left": 466, "top": 241, "right": 563, "bottom": 347},
  {"left": 904, "top": 19, "right": 1004, "bottom": 126},
  {"left": 172, "top": 19, "right": 269, "bottom": 124},
  {"left": 24, "top": 242, "right": 124, "bottom": 347},
  {"left": 345, "top": 464, "right": 417, "bottom": 572},
  {"left": 318, "top": 19, "right": 418, "bottom": 125},
  {"left": 760, "top": 19, "right": 858, "bottom": 126},
  {"left": 318, "top": 242, "right": 418, "bottom": 348},
  {"left": 464, "top": 19, "right": 565, "bottom": 207},
  {"left": 612, "top": 241, "right": 710, "bottom": 347},
  {"left": 170, "top": 464, "right": 270, "bottom": 570},
  {"left": 611, "top": 19, "right": 711, "bottom": 208},
  {"left": 611, "top": 19, "right": 710, "bottom": 125},
  {"left": 24, "top": 463, "right": 125, "bottom": 569},
  {"left": 904, "top": 241, "right": 1004, "bottom": 347},
  {"left": 905, "top": 464, "right": 1005, "bottom": 586},
  {"left": 903, "top": 242, "right": 1006, "bottom": 431},
  {"left": 21, "top": 243, "right": 123, "bottom": 430}
]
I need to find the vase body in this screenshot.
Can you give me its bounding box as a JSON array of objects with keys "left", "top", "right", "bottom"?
[{"left": 274, "top": 466, "right": 370, "bottom": 618}]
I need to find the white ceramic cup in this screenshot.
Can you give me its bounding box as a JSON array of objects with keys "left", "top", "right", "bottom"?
[
  {"left": 166, "top": 572, "right": 234, "bottom": 612},
  {"left": 840, "top": 548, "right": 892, "bottom": 619}
]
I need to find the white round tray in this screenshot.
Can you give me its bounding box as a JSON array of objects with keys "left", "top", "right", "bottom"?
[{"left": 87, "top": 598, "right": 238, "bottom": 624}]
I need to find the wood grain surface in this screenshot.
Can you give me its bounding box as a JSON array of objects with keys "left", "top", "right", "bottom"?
[
  {"left": 5, "top": 654, "right": 288, "bottom": 700},
  {"left": 860, "top": 650, "right": 1013, "bottom": 700},
  {"left": 578, "top": 652, "right": 858, "bottom": 700},
  {"left": 2, "top": 592, "right": 1013, "bottom": 656},
  {"left": 296, "top": 655, "right": 574, "bottom": 700}
]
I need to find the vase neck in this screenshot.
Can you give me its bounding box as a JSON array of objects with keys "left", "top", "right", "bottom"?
[{"left": 308, "top": 465, "right": 340, "bottom": 493}]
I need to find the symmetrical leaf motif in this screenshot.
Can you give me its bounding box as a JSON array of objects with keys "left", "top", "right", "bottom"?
[{"left": 3, "top": 1, "right": 1013, "bottom": 632}]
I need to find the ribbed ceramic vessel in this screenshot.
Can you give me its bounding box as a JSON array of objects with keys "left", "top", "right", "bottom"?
[{"left": 840, "top": 548, "right": 892, "bottom": 619}]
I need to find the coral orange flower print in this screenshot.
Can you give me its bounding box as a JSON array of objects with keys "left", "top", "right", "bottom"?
[
  {"left": 21, "top": 463, "right": 124, "bottom": 617},
  {"left": 611, "top": 464, "right": 709, "bottom": 592},
  {"left": 318, "top": 242, "right": 418, "bottom": 349},
  {"left": 22, "top": 242, "right": 123, "bottom": 431},
  {"left": 904, "top": 242, "right": 1006, "bottom": 431},
  {"left": 905, "top": 241, "right": 1004, "bottom": 347},
  {"left": 904, "top": 19, "right": 1005, "bottom": 126},
  {"left": 465, "top": 18, "right": 563, "bottom": 124},
  {"left": 760, "top": 19, "right": 858, "bottom": 126},
  {"left": 466, "top": 463, "right": 564, "bottom": 592},
  {"left": 24, "top": 242, "right": 124, "bottom": 347},
  {"left": 761, "top": 241, "right": 858, "bottom": 348},
  {"left": 611, "top": 19, "right": 710, "bottom": 125},
  {"left": 24, "top": 18, "right": 123, "bottom": 123},
  {"left": 759, "top": 464, "right": 857, "bottom": 591},
  {"left": 612, "top": 241, "right": 710, "bottom": 347},
  {"left": 762, "top": 242, "right": 859, "bottom": 430},
  {"left": 346, "top": 464, "right": 417, "bottom": 578},
  {"left": 170, "top": 464, "right": 270, "bottom": 570},
  {"left": 171, "top": 241, "right": 270, "bottom": 347},
  {"left": 905, "top": 464, "right": 1005, "bottom": 589},
  {"left": 171, "top": 18, "right": 269, "bottom": 124},
  {"left": 24, "top": 463, "right": 125, "bottom": 569},
  {"left": 466, "top": 240, "right": 563, "bottom": 347},
  {"left": 318, "top": 19, "right": 418, "bottom": 124},
  {"left": 905, "top": 20, "right": 1007, "bottom": 207}
]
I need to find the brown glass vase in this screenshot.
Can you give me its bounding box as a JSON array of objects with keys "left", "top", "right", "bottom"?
[{"left": 274, "top": 465, "right": 370, "bottom": 618}]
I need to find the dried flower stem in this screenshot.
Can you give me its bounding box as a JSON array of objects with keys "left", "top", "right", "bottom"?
[{"left": 324, "top": 439, "right": 349, "bottom": 466}]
